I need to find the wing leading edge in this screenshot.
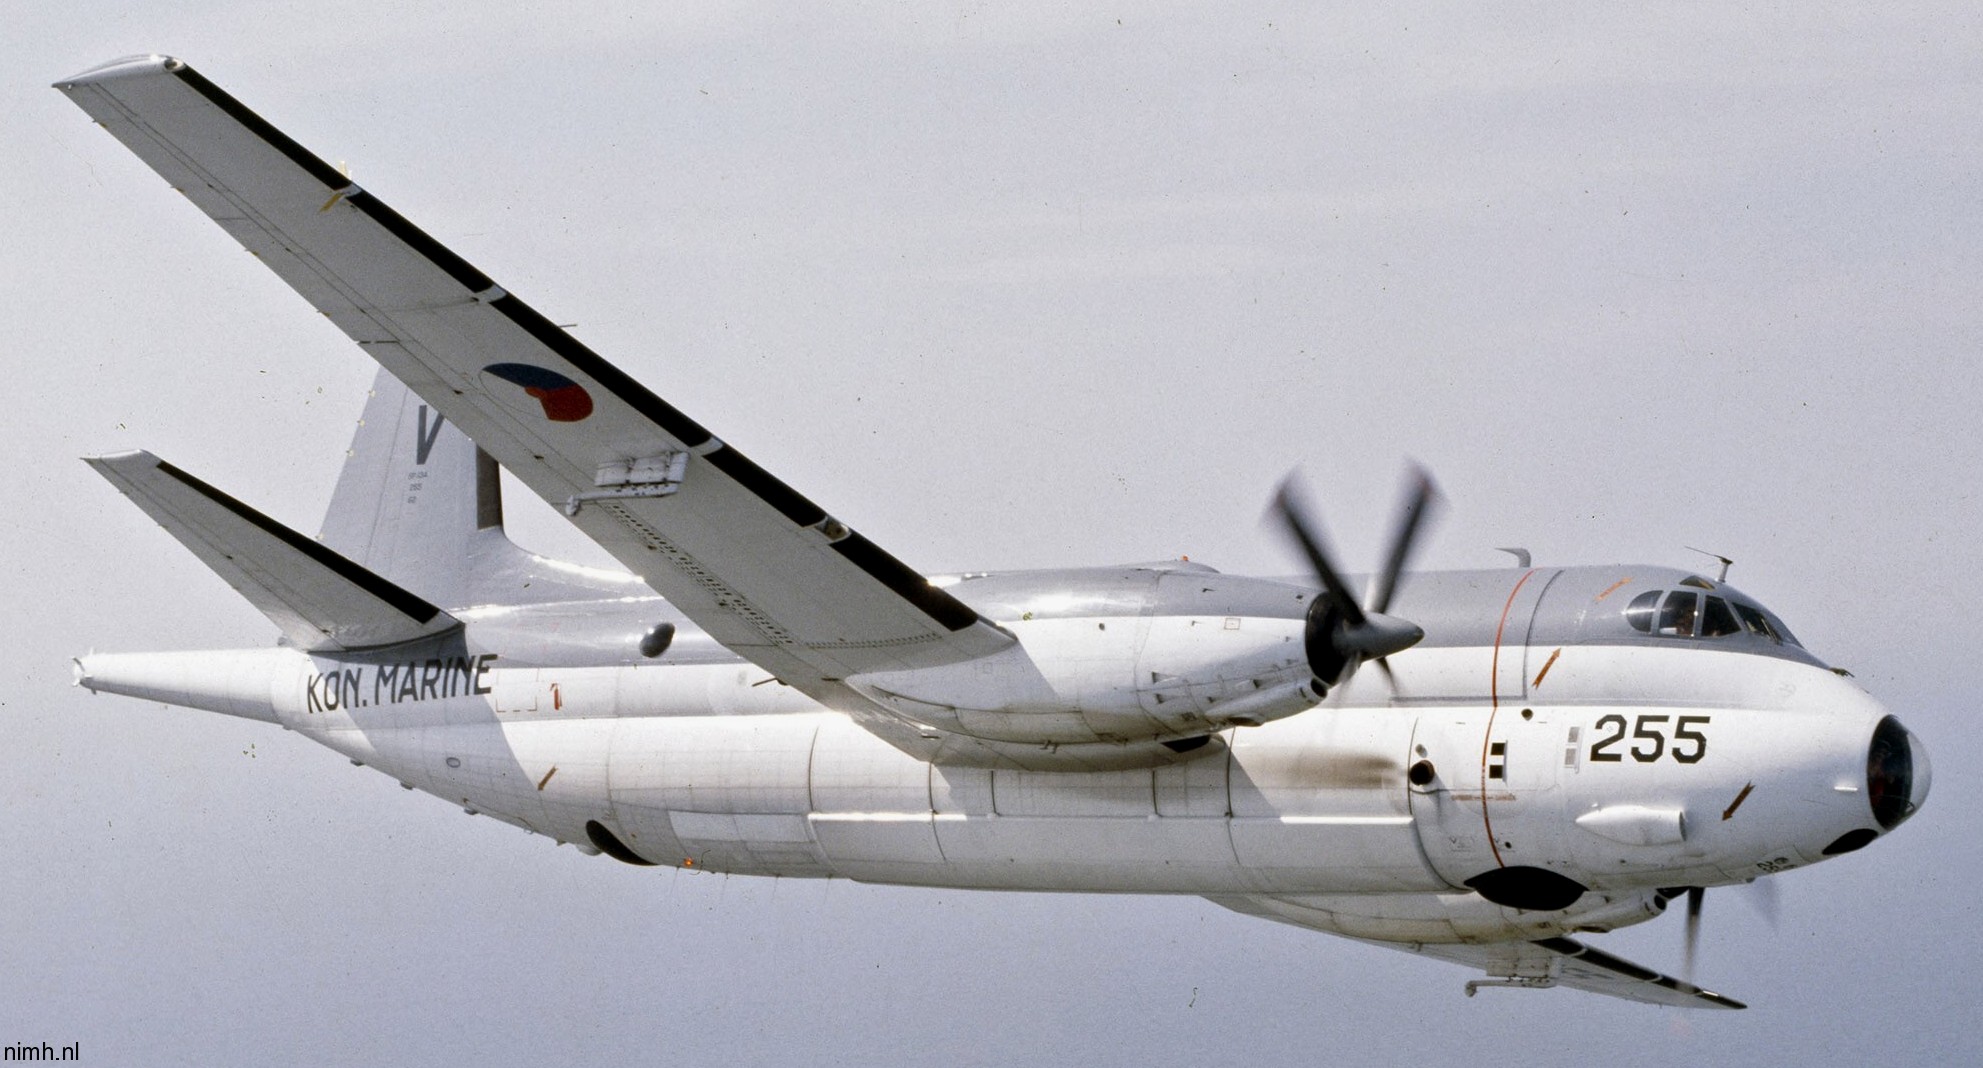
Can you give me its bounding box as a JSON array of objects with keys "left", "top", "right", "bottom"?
[{"left": 58, "top": 57, "right": 1013, "bottom": 724}]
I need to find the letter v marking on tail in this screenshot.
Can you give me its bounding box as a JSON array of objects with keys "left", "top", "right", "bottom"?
[{"left": 416, "top": 405, "right": 444, "bottom": 465}]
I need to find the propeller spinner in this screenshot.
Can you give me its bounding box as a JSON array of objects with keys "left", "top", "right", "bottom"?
[{"left": 1271, "top": 466, "right": 1441, "bottom": 692}]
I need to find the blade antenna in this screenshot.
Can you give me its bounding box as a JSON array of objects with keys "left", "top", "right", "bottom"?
[{"left": 1684, "top": 546, "right": 1734, "bottom": 583}]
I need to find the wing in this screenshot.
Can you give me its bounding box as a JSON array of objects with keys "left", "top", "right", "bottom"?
[
  {"left": 1210, "top": 895, "right": 1745, "bottom": 1010},
  {"left": 57, "top": 57, "right": 1012, "bottom": 705},
  {"left": 1380, "top": 936, "right": 1745, "bottom": 1010}
]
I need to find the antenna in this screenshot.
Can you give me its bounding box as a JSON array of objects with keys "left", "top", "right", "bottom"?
[
  {"left": 1495, "top": 547, "right": 1531, "bottom": 569},
  {"left": 1685, "top": 546, "right": 1733, "bottom": 583}
]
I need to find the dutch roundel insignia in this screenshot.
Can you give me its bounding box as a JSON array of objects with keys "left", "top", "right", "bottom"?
[{"left": 481, "top": 363, "right": 595, "bottom": 422}]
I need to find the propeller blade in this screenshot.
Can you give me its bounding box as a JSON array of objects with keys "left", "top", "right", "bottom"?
[
  {"left": 1743, "top": 876, "right": 1782, "bottom": 930},
  {"left": 1272, "top": 471, "right": 1437, "bottom": 688},
  {"left": 1271, "top": 478, "right": 1365, "bottom": 627},
  {"left": 1366, "top": 463, "right": 1439, "bottom": 615},
  {"left": 1683, "top": 886, "right": 1705, "bottom": 987}
]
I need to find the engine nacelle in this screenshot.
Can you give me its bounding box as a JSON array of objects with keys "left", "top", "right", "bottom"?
[{"left": 848, "top": 616, "right": 1321, "bottom": 750}]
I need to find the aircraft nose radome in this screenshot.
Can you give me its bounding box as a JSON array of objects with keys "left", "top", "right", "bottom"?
[
  {"left": 1869, "top": 715, "right": 1929, "bottom": 831},
  {"left": 1909, "top": 726, "right": 1933, "bottom": 814},
  {"left": 1819, "top": 714, "right": 1929, "bottom": 858}
]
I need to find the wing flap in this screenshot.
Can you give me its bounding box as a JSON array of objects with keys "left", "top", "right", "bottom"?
[
  {"left": 88, "top": 450, "right": 459, "bottom": 651},
  {"left": 1210, "top": 893, "right": 1744, "bottom": 1010},
  {"left": 1401, "top": 936, "right": 1745, "bottom": 1010},
  {"left": 58, "top": 56, "right": 1012, "bottom": 695}
]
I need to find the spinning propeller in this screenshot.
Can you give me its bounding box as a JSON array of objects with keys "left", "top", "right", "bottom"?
[
  {"left": 1683, "top": 886, "right": 1705, "bottom": 988},
  {"left": 1678, "top": 878, "right": 1780, "bottom": 991},
  {"left": 1271, "top": 466, "right": 1441, "bottom": 692}
]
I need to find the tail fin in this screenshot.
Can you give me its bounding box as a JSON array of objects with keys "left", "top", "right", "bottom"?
[
  {"left": 318, "top": 368, "right": 498, "bottom": 606},
  {"left": 88, "top": 450, "right": 459, "bottom": 651},
  {"left": 321, "top": 369, "right": 643, "bottom": 608}
]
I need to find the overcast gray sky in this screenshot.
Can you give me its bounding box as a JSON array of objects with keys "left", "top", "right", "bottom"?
[{"left": 5, "top": 3, "right": 1978, "bottom": 1064}]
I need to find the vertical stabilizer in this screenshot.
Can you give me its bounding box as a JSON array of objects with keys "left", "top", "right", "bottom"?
[
  {"left": 320, "top": 369, "right": 643, "bottom": 608},
  {"left": 320, "top": 369, "right": 497, "bottom": 607}
]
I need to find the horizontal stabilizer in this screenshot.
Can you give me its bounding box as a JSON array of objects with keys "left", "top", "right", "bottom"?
[{"left": 87, "top": 450, "right": 459, "bottom": 651}]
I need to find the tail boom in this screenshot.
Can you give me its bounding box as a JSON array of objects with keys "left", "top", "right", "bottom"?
[{"left": 73, "top": 648, "right": 303, "bottom": 724}]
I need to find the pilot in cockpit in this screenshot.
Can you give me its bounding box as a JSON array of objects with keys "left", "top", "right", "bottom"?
[{"left": 1660, "top": 592, "right": 1698, "bottom": 637}]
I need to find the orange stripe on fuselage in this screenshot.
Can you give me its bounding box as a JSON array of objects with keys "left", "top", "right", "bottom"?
[{"left": 1481, "top": 568, "right": 1538, "bottom": 870}]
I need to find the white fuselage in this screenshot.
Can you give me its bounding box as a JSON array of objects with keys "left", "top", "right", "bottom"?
[{"left": 79, "top": 592, "right": 1898, "bottom": 914}]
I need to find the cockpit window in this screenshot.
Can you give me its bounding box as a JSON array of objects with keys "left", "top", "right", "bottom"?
[
  {"left": 1701, "top": 596, "right": 1741, "bottom": 637},
  {"left": 1625, "top": 586, "right": 1804, "bottom": 648},
  {"left": 1657, "top": 591, "right": 1699, "bottom": 636},
  {"left": 1732, "top": 601, "right": 1772, "bottom": 639},
  {"left": 1730, "top": 600, "right": 1799, "bottom": 645},
  {"left": 1624, "top": 590, "right": 1660, "bottom": 633}
]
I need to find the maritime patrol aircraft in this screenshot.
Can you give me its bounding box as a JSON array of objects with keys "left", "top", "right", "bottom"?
[{"left": 59, "top": 55, "right": 1930, "bottom": 1009}]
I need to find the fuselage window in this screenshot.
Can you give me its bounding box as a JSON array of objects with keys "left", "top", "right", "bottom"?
[
  {"left": 1624, "top": 590, "right": 1660, "bottom": 633},
  {"left": 1658, "top": 591, "right": 1700, "bottom": 636},
  {"left": 1701, "top": 596, "right": 1741, "bottom": 637}
]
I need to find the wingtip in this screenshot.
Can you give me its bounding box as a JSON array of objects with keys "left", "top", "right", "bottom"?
[
  {"left": 83, "top": 449, "right": 159, "bottom": 467},
  {"left": 83, "top": 450, "right": 165, "bottom": 484},
  {"left": 55, "top": 54, "right": 183, "bottom": 91}
]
